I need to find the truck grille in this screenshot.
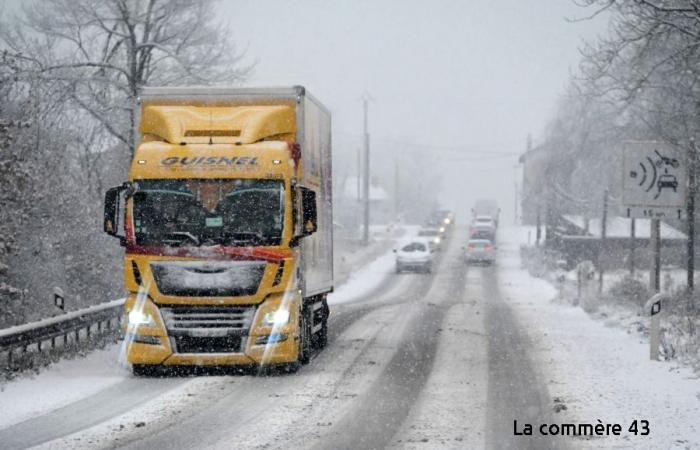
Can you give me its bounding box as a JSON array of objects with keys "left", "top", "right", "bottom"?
[
  {"left": 174, "top": 335, "right": 244, "bottom": 354},
  {"left": 150, "top": 261, "right": 266, "bottom": 297},
  {"left": 160, "top": 306, "right": 256, "bottom": 353}
]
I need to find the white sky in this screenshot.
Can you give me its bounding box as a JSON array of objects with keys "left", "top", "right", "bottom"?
[
  {"left": 0, "top": 0, "right": 609, "bottom": 224},
  {"left": 223, "top": 0, "right": 608, "bottom": 223}
]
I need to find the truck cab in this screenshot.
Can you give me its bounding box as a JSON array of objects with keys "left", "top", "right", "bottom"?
[{"left": 104, "top": 87, "right": 332, "bottom": 374}]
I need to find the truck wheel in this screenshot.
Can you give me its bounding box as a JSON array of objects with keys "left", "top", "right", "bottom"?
[
  {"left": 298, "top": 307, "right": 312, "bottom": 365},
  {"left": 312, "top": 299, "right": 329, "bottom": 350},
  {"left": 313, "top": 319, "right": 328, "bottom": 349}
]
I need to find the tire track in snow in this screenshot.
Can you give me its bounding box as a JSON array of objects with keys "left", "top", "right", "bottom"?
[
  {"left": 311, "top": 227, "right": 468, "bottom": 450},
  {"left": 0, "top": 377, "right": 184, "bottom": 450},
  {"left": 483, "top": 266, "right": 566, "bottom": 450}
]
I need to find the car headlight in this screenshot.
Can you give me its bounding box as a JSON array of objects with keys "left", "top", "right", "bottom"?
[
  {"left": 434, "top": 237, "right": 441, "bottom": 244},
  {"left": 128, "top": 309, "right": 155, "bottom": 326},
  {"left": 263, "top": 309, "right": 290, "bottom": 326},
  {"left": 439, "top": 226, "right": 446, "bottom": 233},
  {"left": 444, "top": 218, "right": 451, "bottom": 225}
]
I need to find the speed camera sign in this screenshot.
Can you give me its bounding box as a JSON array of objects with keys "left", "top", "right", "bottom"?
[{"left": 622, "top": 141, "right": 686, "bottom": 219}]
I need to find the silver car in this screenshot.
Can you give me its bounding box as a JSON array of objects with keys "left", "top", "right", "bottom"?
[
  {"left": 464, "top": 239, "right": 495, "bottom": 265},
  {"left": 417, "top": 228, "right": 443, "bottom": 252},
  {"left": 395, "top": 238, "right": 434, "bottom": 273}
]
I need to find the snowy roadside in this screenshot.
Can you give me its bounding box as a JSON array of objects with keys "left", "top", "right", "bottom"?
[
  {"left": 329, "top": 224, "right": 418, "bottom": 305},
  {"left": 499, "top": 226, "right": 700, "bottom": 449},
  {"left": 333, "top": 223, "right": 412, "bottom": 288},
  {"left": 0, "top": 347, "right": 127, "bottom": 429},
  {"left": 328, "top": 250, "right": 396, "bottom": 305}
]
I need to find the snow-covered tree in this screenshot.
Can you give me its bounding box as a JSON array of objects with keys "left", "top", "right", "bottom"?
[{"left": 1, "top": 0, "right": 252, "bottom": 155}]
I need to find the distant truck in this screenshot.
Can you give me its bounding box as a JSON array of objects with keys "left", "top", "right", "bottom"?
[
  {"left": 103, "top": 86, "right": 332, "bottom": 374},
  {"left": 472, "top": 199, "right": 500, "bottom": 227}
]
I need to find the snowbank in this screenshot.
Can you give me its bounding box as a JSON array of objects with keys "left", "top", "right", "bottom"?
[
  {"left": 328, "top": 250, "right": 396, "bottom": 305},
  {"left": 499, "top": 226, "right": 700, "bottom": 449}
]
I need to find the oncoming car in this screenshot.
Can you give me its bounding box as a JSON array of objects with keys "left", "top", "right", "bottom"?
[
  {"left": 394, "top": 238, "right": 434, "bottom": 273},
  {"left": 417, "top": 228, "right": 443, "bottom": 251},
  {"left": 464, "top": 239, "right": 495, "bottom": 265}
]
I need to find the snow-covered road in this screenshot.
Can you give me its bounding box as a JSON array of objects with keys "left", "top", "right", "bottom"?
[{"left": 1, "top": 226, "right": 698, "bottom": 449}]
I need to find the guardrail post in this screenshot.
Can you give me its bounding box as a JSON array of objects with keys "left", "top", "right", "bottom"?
[
  {"left": 7, "top": 347, "right": 12, "bottom": 367},
  {"left": 645, "top": 293, "right": 670, "bottom": 360}
]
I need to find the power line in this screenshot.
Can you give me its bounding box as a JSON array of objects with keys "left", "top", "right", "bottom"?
[{"left": 335, "top": 130, "right": 520, "bottom": 156}]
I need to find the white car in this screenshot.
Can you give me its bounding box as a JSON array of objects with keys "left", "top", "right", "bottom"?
[
  {"left": 464, "top": 239, "right": 496, "bottom": 265},
  {"left": 395, "top": 238, "right": 434, "bottom": 273}
]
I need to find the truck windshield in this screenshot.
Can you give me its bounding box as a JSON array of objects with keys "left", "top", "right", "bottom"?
[{"left": 132, "top": 179, "right": 285, "bottom": 247}]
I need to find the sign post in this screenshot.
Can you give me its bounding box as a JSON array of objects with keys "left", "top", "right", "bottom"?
[{"left": 686, "top": 140, "right": 697, "bottom": 311}]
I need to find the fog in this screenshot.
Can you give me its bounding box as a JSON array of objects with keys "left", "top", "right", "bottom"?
[{"left": 223, "top": 0, "right": 607, "bottom": 223}]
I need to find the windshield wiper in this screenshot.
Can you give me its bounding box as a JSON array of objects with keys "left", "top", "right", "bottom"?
[
  {"left": 219, "top": 231, "right": 267, "bottom": 245},
  {"left": 160, "top": 231, "right": 200, "bottom": 246}
]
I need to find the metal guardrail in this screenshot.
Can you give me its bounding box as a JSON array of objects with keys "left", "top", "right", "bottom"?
[{"left": 0, "top": 299, "right": 125, "bottom": 367}]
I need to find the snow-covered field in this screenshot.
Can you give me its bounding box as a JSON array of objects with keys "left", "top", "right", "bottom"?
[{"left": 500, "top": 226, "right": 700, "bottom": 449}]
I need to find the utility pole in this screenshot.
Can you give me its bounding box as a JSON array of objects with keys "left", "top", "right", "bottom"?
[
  {"left": 513, "top": 164, "right": 520, "bottom": 226},
  {"left": 362, "top": 95, "right": 371, "bottom": 245},
  {"left": 599, "top": 188, "right": 608, "bottom": 293},
  {"left": 536, "top": 205, "right": 541, "bottom": 247},
  {"left": 630, "top": 218, "right": 636, "bottom": 276},
  {"left": 687, "top": 139, "right": 697, "bottom": 311},
  {"left": 394, "top": 159, "right": 400, "bottom": 222},
  {"left": 651, "top": 219, "right": 661, "bottom": 293},
  {"left": 356, "top": 147, "right": 361, "bottom": 201}
]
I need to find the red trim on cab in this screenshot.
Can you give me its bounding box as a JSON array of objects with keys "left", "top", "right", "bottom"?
[{"left": 126, "top": 245, "right": 292, "bottom": 262}]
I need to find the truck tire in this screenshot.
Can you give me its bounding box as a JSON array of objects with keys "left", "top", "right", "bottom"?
[
  {"left": 312, "top": 298, "right": 329, "bottom": 350},
  {"left": 313, "top": 319, "right": 328, "bottom": 349},
  {"left": 298, "top": 306, "right": 312, "bottom": 365}
]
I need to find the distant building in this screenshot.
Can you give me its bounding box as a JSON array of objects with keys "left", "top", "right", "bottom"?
[
  {"left": 336, "top": 176, "right": 392, "bottom": 230},
  {"left": 519, "top": 144, "right": 551, "bottom": 225}
]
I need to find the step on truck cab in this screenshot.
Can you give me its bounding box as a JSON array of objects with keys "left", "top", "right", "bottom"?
[{"left": 103, "top": 86, "right": 333, "bottom": 374}]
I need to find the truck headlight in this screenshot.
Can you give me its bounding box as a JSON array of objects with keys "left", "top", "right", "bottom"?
[
  {"left": 263, "top": 309, "right": 290, "bottom": 326},
  {"left": 434, "top": 237, "right": 441, "bottom": 244},
  {"left": 128, "top": 309, "right": 155, "bottom": 326}
]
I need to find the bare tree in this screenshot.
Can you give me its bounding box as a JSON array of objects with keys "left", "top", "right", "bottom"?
[
  {"left": 576, "top": 0, "right": 700, "bottom": 145},
  {"left": 1, "top": 0, "right": 253, "bottom": 154}
]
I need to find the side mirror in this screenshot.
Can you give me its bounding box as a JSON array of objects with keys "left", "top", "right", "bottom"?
[
  {"left": 104, "top": 183, "right": 129, "bottom": 246},
  {"left": 300, "top": 186, "right": 318, "bottom": 237}
]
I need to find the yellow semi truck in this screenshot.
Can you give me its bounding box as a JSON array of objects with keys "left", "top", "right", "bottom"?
[{"left": 103, "top": 87, "right": 332, "bottom": 374}]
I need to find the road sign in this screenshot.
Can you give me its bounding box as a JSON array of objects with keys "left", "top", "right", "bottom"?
[{"left": 622, "top": 141, "right": 687, "bottom": 219}]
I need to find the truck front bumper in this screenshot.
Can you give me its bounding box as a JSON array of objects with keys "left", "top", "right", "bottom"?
[{"left": 123, "top": 293, "right": 301, "bottom": 367}]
